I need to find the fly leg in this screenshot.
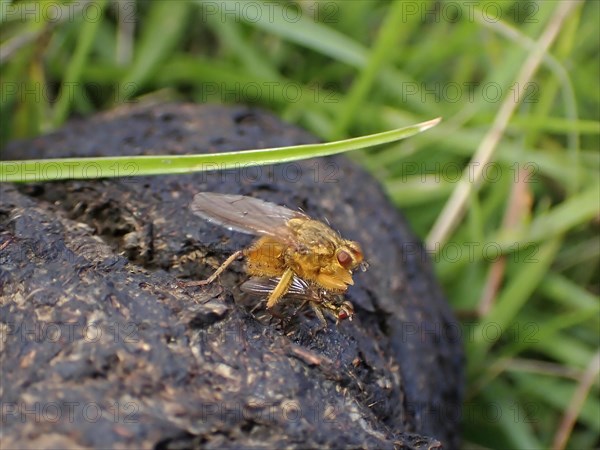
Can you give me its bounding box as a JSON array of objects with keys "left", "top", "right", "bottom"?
[
  {"left": 292, "top": 300, "right": 310, "bottom": 318},
  {"left": 266, "top": 268, "right": 294, "bottom": 309},
  {"left": 183, "top": 250, "right": 243, "bottom": 287},
  {"left": 249, "top": 298, "right": 285, "bottom": 327},
  {"left": 309, "top": 302, "right": 328, "bottom": 331},
  {"left": 250, "top": 298, "right": 266, "bottom": 314}
]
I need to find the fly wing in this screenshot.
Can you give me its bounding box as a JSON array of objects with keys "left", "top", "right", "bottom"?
[
  {"left": 190, "top": 192, "right": 307, "bottom": 239},
  {"left": 240, "top": 276, "right": 318, "bottom": 301}
]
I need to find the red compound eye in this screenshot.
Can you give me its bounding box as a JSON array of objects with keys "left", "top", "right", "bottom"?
[{"left": 337, "top": 250, "right": 352, "bottom": 268}]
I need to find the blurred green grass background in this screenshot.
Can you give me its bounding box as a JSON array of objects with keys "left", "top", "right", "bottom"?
[{"left": 1, "top": 1, "right": 598, "bottom": 448}]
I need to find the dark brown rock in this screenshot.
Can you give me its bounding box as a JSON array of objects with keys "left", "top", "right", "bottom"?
[{"left": 0, "top": 103, "right": 463, "bottom": 449}]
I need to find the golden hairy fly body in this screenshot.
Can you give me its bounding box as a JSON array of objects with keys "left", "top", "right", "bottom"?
[{"left": 189, "top": 192, "right": 366, "bottom": 323}]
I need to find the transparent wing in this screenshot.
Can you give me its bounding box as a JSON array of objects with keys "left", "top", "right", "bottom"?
[
  {"left": 240, "top": 276, "right": 319, "bottom": 301},
  {"left": 190, "top": 192, "right": 307, "bottom": 238}
]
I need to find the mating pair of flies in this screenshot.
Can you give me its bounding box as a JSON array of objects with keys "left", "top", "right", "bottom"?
[{"left": 186, "top": 192, "right": 367, "bottom": 326}]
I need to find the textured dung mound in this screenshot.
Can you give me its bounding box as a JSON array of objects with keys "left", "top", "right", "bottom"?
[{"left": 1, "top": 103, "right": 463, "bottom": 449}]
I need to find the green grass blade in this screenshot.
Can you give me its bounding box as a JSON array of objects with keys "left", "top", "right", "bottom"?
[
  {"left": 52, "top": 0, "right": 108, "bottom": 126},
  {"left": 495, "top": 186, "right": 600, "bottom": 249},
  {"left": 468, "top": 236, "right": 563, "bottom": 363},
  {"left": 0, "top": 118, "right": 440, "bottom": 182},
  {"left": 332, "top": 1, "right": 407, "bottom": 137},
  {"left": 118, "top": 1, "right": 191, "bottom": 101},
  {"left": 214, "top": 0, "right": 367, "bottom": 67}
]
